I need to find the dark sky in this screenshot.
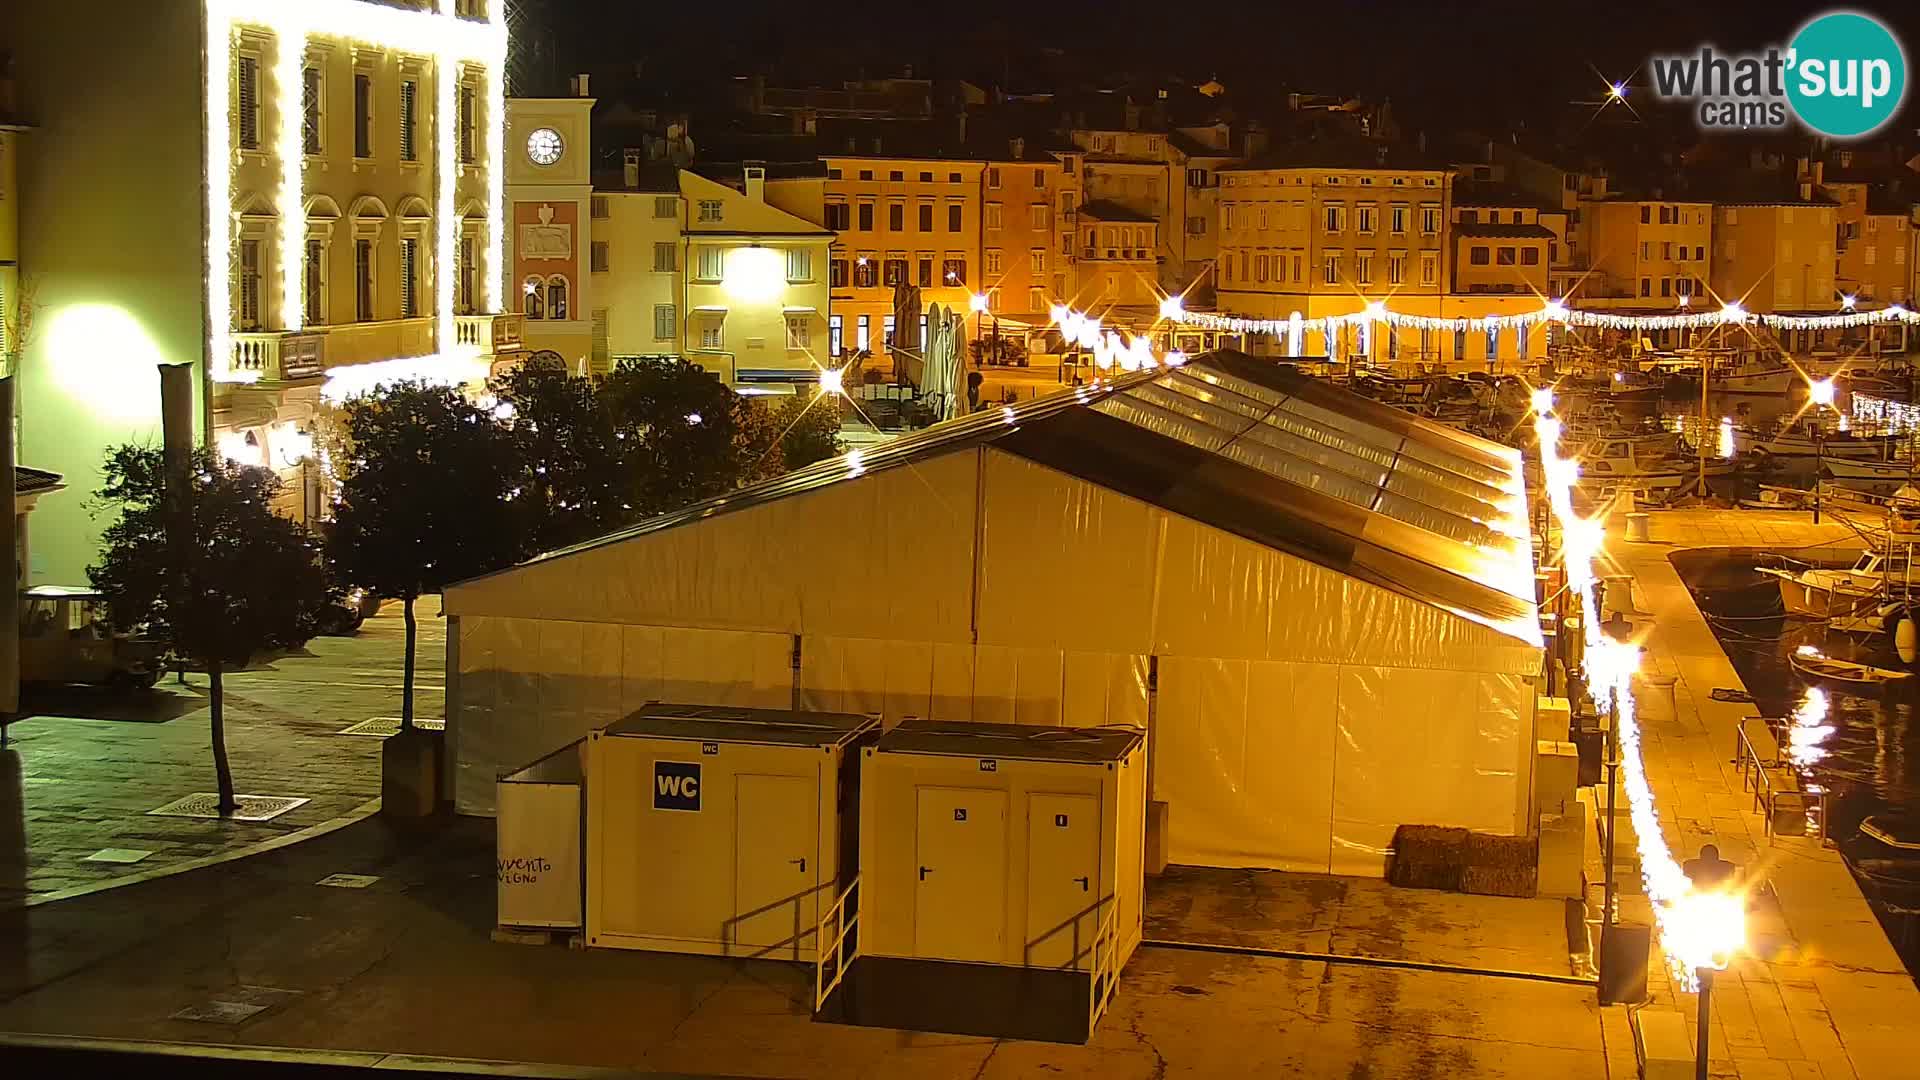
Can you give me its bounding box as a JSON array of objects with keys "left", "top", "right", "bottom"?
[{"left": 541, "top": 0, "right": 1920, "bottom": 135}]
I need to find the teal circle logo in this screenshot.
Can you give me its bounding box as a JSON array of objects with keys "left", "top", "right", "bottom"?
[{"left": 1787, "top": 12, "right": 1907, "bottom": 138}]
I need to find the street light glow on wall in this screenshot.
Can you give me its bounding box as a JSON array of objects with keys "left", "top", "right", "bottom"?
[
  {"left": 205, "top": 0, "right": 506, "bottom": 382},
  {"left": 722, "top": 246, "right": 785, "bottom": 304}
]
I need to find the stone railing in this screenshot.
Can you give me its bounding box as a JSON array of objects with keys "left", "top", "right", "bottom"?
[
  {"left": 230, "top": 331, "right": 327, "bottom": 382},
  {"left": 455, "top": 312, "right": 526, "bottom": 354}
]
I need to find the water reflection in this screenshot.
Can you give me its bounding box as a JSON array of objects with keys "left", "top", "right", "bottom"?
[{"left": 1788, "top": 686, "right": 1835, "bottom": 770}]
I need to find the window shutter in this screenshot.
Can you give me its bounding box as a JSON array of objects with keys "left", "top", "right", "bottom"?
[
  {"left": 237, "top": 56, "right": 260, "bottom": 149},
  {"left": 399, "top": 81, "right": 417, "bottom": 161}
]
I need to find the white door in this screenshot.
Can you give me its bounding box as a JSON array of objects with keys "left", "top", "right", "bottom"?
[
  {"left": 1025, "top": 793, "right": 1101, "bottom": 969},
  {"left": 733, "top": 774, "right": 816, "bottom": 958},
  {"left": 913, "top": 787, "right": 1008, "bottom": 963}
]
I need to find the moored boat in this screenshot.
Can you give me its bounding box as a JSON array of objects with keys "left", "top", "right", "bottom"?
[{"left": 1789, "top": 645, "right": 1913, "bottom": 688}]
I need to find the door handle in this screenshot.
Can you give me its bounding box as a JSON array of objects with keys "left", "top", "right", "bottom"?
[
  {"left": 1075, "top": 876, "right": 1089, "bottom": 892},
  {"left": 790, "top": 857, "right": 806, "bottom": 873},
  {"left": 919, "top": 866, "right": 932, "bottom": 881}
]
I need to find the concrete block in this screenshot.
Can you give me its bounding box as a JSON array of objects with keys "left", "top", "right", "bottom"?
[
  {"left": 1535, "top": 739, "right": 1579, "bottom": 816},
  {"left": 1537, "top": 695, "right": 1572, "bottom": 742},
  {"left": 382, "top": 727, "right": 443, "bottom": 817},
  {"left": 1632, "top": 1008, "right": 1695, "bottom": 1080},
  {"left": 1538, "top": 805, "right": 1586, "bottom": 898}
]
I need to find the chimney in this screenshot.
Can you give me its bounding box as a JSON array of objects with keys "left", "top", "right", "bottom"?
[
  {"left": 623, "top": 148, "right": 641, "bottom": 190},
  {"left": 870, "top": 135, "right": 883, "bottom": 154},
  {"left": 744, "top": 161, "right": 766, "bottom": 203},
  {"left": 1010, "top": 136, "right": 1025, "bottom": 160},
  {"left": 955, "top": 111, "right": 967, "bottom": 145},
  {"left": 1124, "top": 100, "right": 1141, "bottom": 132},
  {"left": 1813, "top": 160, "right": 1824, "bottom": 186},
  {"left": 570, "top": 73, "right": 591, "bottom": 98}
]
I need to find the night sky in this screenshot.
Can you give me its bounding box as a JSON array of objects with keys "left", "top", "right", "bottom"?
[{"left": 541, "top": 0, "right": 1920, "bottom": 137}]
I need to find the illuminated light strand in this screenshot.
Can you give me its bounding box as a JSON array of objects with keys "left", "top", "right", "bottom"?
[
  {"left": 1050, "top": 305, "right": 1184, "bottom": 371},
  {"left": 318, "top": 351, "right": 491, "bottom": 405},
  {"left": 207, "top": 0, "right": 504, "bottom": 384},
  {"left": 1534, "top": 407, "right": 1746, "bottom": 989},
  {"left": 1177, "top": 299, "right": 1917, "bottom": 339},
  {"left": 436, "top": 37, "right": 459, "bottom": 357}
]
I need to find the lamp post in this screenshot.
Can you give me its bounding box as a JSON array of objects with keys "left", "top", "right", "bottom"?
[
  {"left": 1810, "top": 378, "right": 1836, "bottom": 525},
  {"left": 969, "top": 292, "right": 992, "bottom": 367},
  {"left": 1695, "top": 967, "right": 1716, "bottom": 1080},
  {"left": 1603, "top": 695, "right": 1620, "bottom": 927}
]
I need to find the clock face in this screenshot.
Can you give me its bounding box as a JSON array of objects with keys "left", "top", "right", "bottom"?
[{"left": 526, "top": 127, "right": 564, "bottom": 166}]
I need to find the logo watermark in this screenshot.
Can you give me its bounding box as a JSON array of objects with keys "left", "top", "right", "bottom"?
[{"left": 1648, "top": 10, "right": 1906, "bottom": 138}]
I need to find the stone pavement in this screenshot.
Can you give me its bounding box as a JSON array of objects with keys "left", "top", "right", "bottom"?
[
  {"left": 0, "top": 814, "right": 1608, "bottom": 1079},
  {"left": 1608, "top": 508, "right": 1920, "bottom": 1080},
  {"left": 0, "top": 601, "right": 445, "bottom": 905}
]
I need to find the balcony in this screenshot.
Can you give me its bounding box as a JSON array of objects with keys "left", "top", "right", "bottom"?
[
  {"left": 230, "top": 331, "right": 327, "bottom": 382},
  {"left": 456, "top": 312, "right": 526, "bottom": 354}
]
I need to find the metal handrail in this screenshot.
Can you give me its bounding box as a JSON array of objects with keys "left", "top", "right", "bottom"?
[
  {"left": 1087, "top": 903, "right": 1121, "bottom": 1034},
  {"left": 813, "top": 875, "right": 860, "bottom": 1013},
  {"left": 1733, "top": 718, "right": 1828, "bottom": 842}
]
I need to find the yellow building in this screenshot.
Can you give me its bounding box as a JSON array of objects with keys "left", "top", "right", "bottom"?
[
  {"left": 980, "top": 148, "right": 1070, "bottom": 326},
  {"left": 823, "top": 154, "right": 985, "bottom": 374},
  {"left": 591, "top": 164, "right": 832, "bottom": 387},
  {"left": 1450, "top": 186, "right": 1553, "bottom": 299},
  {"left": 1710, "top": 196, "right": 1837, "bottom": 314},
  {"left": 1823, "top": 169, "right": 1911, "bottom": 305},
  {"left": 508, "top": 92, "right": 596, "bottom": 367},
  {"left": 8, "top": 0, "right": 524, "bottom": 580},
  {"left": 1578, "top": 199, "right": 1713, "bottom": 306},
  {"left": 1075, "top": 201, "right": 1161, "bottom": 310}
]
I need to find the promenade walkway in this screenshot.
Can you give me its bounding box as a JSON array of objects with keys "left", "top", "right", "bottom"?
[{"left": 1608, "top": 509, "right": 1919, "bottom": 1080}]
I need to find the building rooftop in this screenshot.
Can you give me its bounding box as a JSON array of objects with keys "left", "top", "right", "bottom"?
[
  {"left": 1222, "top": 138, "right": 1445, "bottom": 173},
  {"left": 875, "top": 718, "right": 1142, "bottom": 764},
  {"left": 1456, "top": 222, "right": 1558, "bottom": 240},
  {"left": 1077, "top": 199, "right": 1157, "bottom": 224}
]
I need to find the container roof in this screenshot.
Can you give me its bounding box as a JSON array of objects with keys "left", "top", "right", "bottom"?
[
  {"left": 601, "top": 702, "right": 878, "bottom": 749},
  {"left": 469, "top": 352, "right": 1538, "bottom": 644},
  {"left": 875, "top": 719, "right": 1143, "bottom": 763}
]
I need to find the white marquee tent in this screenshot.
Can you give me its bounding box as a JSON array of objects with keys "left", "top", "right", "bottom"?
[{"left": 443, "top": 353, "right": 1543, "bottom": 876}]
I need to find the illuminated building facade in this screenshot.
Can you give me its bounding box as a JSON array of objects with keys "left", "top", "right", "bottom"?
[
  {"left": 506, "top": 91, "right": 595, "bottom": 366},
  {"left": 6, "top": 0, "right": 523, "bottom": 580}
]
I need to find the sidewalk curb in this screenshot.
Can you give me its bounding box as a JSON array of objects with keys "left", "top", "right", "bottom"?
[
  {"left": 16, "top": 797, "right": 384, "bottom": 910},
  {"left": 0, "top": 1031, "right": 718, "bottom": 1077}
]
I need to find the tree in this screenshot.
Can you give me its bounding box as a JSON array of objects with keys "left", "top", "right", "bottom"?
[
  {"left": 89, "top": 446, "right": 330, "bottom": 810},
  {"left": 737, "top": 395, "right": 844, "bottom": 484},
  {"left": 600, "top": 358, "right": 747, "bottom": 514},
  {"left": 328, "top": 381, "right": 523, "bottom": 731},
  {"left": 490, "top": 364, "right": 634, "bottom": 554}
]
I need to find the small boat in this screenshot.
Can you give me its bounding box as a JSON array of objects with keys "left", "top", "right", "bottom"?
[
  {"left": 1859, "top": 815, "right": 1920, "bottom": 852},
  {"left": 1823, "top": 457, "right": 1917, "bottom": 482},
  {"left": 1788, "top": 645, "right": 1912, "bottom": 688},
  {"left": 1737, "top": 428, "right": 1903, "bottom": 460},
  {"left": 1756, "top": 548, "right": 1916, "bottom": 618},
  {"left": 1574, "top": 432, "right": 1735, "bottom": 492},
  {"left": 1718, "top": 365, "right": 1797, "bottom": 394}
]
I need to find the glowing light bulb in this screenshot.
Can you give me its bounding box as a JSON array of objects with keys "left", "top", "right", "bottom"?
[
  {"left": 1364, "top": 300, "right": 1388, "bottom": 322},
  {"left": 969, "top": 293, "right": 989, "bottom": 313},
  {"left": 1608, "top": 82, "right": 1627, "bottom": 100},
  {"left": 818, "top": 367, "right": 846, "bottom": 396},
  {"left": 1809, "top": 378, "right": 1836, "bottom": 407},
  {"left": 1158, "top": 295, "right": 1185, "bottom": 320},
  {"left": 1842, "top": 294, "right": 1858, "bottom": 310},
  {"left": 1530, "top": 388, "right": 1555, "bottom": 415},
  {"left": 1049, "top": 304, "right": 1069, "bottom": 325},
  {"left": 1719, "top": 301, "right": 1747, "bottom": 323}
]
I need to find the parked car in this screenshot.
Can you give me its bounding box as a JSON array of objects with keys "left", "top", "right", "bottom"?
[
  {"left": 20, "top": 585, "right": 165, "bottom": 690},
  {"left": 313, "top": 588, "right": 383, "bottom": 636}
]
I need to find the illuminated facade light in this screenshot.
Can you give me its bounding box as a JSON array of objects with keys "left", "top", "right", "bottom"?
[
  {"left": 1809, "top": 377, "right": 1836, "bottom": 407},
  {"left": 1168, "top": 295, "right": 1920, "bottom": 338},
  {"left": 1158, "top": 294, "right": 1184, "bottom": 320},
  {"left": 817, "top": 366, "right": 845, "bottom": 396}
]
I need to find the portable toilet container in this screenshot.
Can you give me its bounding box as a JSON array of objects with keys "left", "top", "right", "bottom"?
[
  {"left": 825, "top": 719, "right": 1146, "bottom": 1043},
  {"left": 584, "top": 703, "right": 878, "bottom": 961}
]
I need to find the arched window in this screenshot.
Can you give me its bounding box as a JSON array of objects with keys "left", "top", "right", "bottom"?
[
  {"left": 522, "top": 276, "right": 545, "bottom": 319},
  {"left": 546, "top": 275, "right": 570, "bottom": 321}
]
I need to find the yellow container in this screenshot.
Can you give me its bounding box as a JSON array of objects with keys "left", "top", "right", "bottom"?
[
  {"left": 585, "top": 703, "right": 877, "bottom": 961},
  {"left": 856, "top": 720, "right": 1147, "bottom": 973}
]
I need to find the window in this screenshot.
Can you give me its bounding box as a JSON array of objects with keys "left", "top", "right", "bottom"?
[
  {"left": 987, "top": 167, "right": 1001, "bottom": 189},
  {"left": 456, "top": 234, "right": 475, "bottom": 314},
  {"left": 1659, "top": 206, "right": 1675, "bottom": 225},
  {"left": 355, "top": 240, "right": 375, "bottom": 321},
  {"left": 236, "top": 55, "right": 261, "bottom": 151},
  {"left": 1521, "top": 247, "right": 1539, "bottom": 265},
  {"left": 653, "top": 242, "right": 675, "bottom": 272},
  {"left": 985, "top": 203, "right": 1002, "bottom": 230},
  {"left": 399, "top": 78, "right": 418, "bottom": 161},
  {"left": 1454, "top": 327, "right": 1467, "bottom": 358},
  {"left": 1640, "top": 242, "right": 1651, "bottom": 260},
  {"left": 948, "top": 203, "right": 962, "bottom": 232},
  {"left": 917, "top": 256, "right": 933, "bottom": 287},
  {"left": 1388, "top": 252, "right": 1406, "bottom": 285},
  {"left": 1030, "top": 204, "right": 1048, "bottom": 230},
  {"left": 884, "top": 256, "right": 907, "bottom": 286},
  {"left": 1660, "top": 277, "right": 1672, "bottom": 297},
  {"left": 654, "top": 304, "right": 676, "bottom": 341},
  {"left": 1420, "top": 251, "right": 1438, "bottom": 286},
  {"left": 1694, "top": 245, "right": 1705, "bottom": 261},
  {"left": 1187, "top": 168, "right": 1209, "bottom": 188},
  {"left": 829, "top": 314, "right": 843, "bottom": 356},
  {"left": 655, "top": 196, "right": 678, "bottom": 219},
  {"left": 1390, "top": 204, "right": 1407, "bottom": 234},
  {"left": 1034, "top": 169, "right": 1046, "bottom": 188},
  {"left": 1421, "top": 205, "right": 1440, "bottom": 235},
  {"left": 590, "top": 241, "right": 609, "bottom": 274},
  {"left": 1639, "top": 277, "right": 1652, "bottom": 297},
  {"left": 948, "top": 172, "right": 961, "bottom": 183},
  {"left": 1485, "top": 325, "right": 1498, "bottom": 359},
  {"left": 353, "top": 72, "right": 373, "bottom": 158},
  {"left": 238, "top": 239, "right": 262, "bottom": 329},
  {"left": 458, "top": 83, "right": 476, "bottom": 163},
  {"left": 889, "top": 170, "right": 904, "bottom": 182},
  {"left": 1496, "top": 247, "right": 1516, "bottom": 266},
  {"left": 1470, "top": 246, "right": 1490, "bottom": 265},
  {"left": 920, "top": 203, "right": 934, "bottom": 231},
  {"left": 985, "top": 249, "right": 1003, "bottom": 275},
  {"left": 858, "top": 203, "right": 874, "bottom": 230},
  {"left": 400, "top": 238, "right": 421, "bottom": 317},
  {"left": 1517, "top": 324, "right": 1530, "bottom": 356},
  {"left": 1292, "top": 254, "right": 1303, "bottom": 281},
  {"left": 888, "top": 202, "right": 904, "bottom": 231},
  {"left": 1640, "top": 205, "right": 1651, "bottom": 224},
  {"left": 591, "top": 196, "right": 609, "bottom": 219},
  {"left": 698, "top": 200, "right": 723, "bottom": 224},
  {"left": 786, "top": 314, "right": 810, "bottom": 349},
  {"left": 1030, "top": 249, "right": 1045, "bottom": 274},
  {"left": 1030, "top": 287, "right": 1046, "bottom": 311},
  {"left": 883, "top": 314, "right": 896, "bottom": 347},
  {"left": 787, "top": 248, "right": 813, "bottom": 282},
  {"left": 825, "top": 203, "right": 850, "bottom": 230},
  {"left": 943, "top": 258, "right": 966, "bottom": 285},
  {"left": 302, "top": 65, "right": 322, "bottom": 155},
  {"left": 546, "top": 276, "right": 570, "bottom": 320},
  {"left": 829, "top": 258, "right": 848, "bottom": 287},
  {"left": 1324, "top": 204, "right": 1346, "bottom": 232},
  {"left": 696, "top": 246, "right": 724, "bottom": 281},
  {"left": 1355, "top": 252, "right": 1373, "bottom": 284},
  {"left": 1188, "top": 216, "right": 1206, "bottom": 235},
  {"left": 854, "top": 256, "right": 877, "bottom": 288},
  {"left": 302, "top": 239, "right": 326, "bottom": 325},
  {"left": 699, "top": 321, "right": 722, "bottom": 350},
  {"left": 859, "top": 170, "right": 873, "bottom": 181},
  {"left": 1357, "top": 205, "right": 1376, "bottom": 234},
  {"left": 1460, "top": 210, "right": 1478, "bottom": 225},
  {"left": 1255, "top": 254, "right": 1269, "bottom": 283},
  {"left": 1323, "top": 251, "right": 1341, "bottom": 284},
  {"left": 1062, "top": 158, "right": 1074, "bottom": 175},
  {"left": 920, "top": 172, "right": 933, "bottom": 183}
]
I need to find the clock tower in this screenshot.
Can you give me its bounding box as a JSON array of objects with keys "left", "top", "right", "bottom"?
[{"left": 505, "top": 80, "right": 596, "bottom": 369}]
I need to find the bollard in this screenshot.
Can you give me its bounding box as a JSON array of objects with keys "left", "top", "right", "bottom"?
[{"left": 1625, "top": 513, "right": 1651, "bottom": 542}]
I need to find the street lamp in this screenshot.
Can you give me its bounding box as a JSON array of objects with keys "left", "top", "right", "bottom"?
[
  {"left": 969, "top": 292, "right": 996, "bottom": 367},
  {"left": 1810, "top": 378, "right": 1836, "bottom": 524}
]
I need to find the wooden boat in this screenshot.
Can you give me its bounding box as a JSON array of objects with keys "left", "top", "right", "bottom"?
[
  {"left": 1823, "top": 457, "right": 1917, "bottom": 483},
  {"left": 1716, "top": 364, "right": 1797, "bottom": 394},
  {"left": 1573, "top": 432, "right": 1735, "bottom": 492},
  {"left": 1860, "top": 815, "right": 1920, "bottom": 852},
  {"left": 1788, "top": 646, "right": 1912, "bottom": 688},
  {"left": 1756, "top": 548, "right": 1915, "bottom": 618},
  {"left": 1736, "top": 428, "right": 1903, "bottom": 460}
]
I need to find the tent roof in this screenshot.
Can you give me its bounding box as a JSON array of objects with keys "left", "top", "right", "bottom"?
[
  {"left": 462, "top": 352, "right": 1538, "bottom": 642},
  {"left": 877, "top": 718, "right": 1142, "bottom": 764}
]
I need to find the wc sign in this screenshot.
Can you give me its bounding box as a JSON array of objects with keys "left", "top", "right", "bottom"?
[{"left": 653, "top": 760, "right": 702, "bottom": 811}]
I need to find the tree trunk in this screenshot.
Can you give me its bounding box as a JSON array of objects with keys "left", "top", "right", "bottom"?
[
  {"left": 210, "top": 661, "right": 236, "bottom": 812},
  {"left": 401, "top": 595, "right": 416, "bottom": 733}
]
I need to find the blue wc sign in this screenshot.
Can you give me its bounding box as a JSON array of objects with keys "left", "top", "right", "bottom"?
[{"left": 653, "top": 760, "right": 702, "bottom": 811}]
